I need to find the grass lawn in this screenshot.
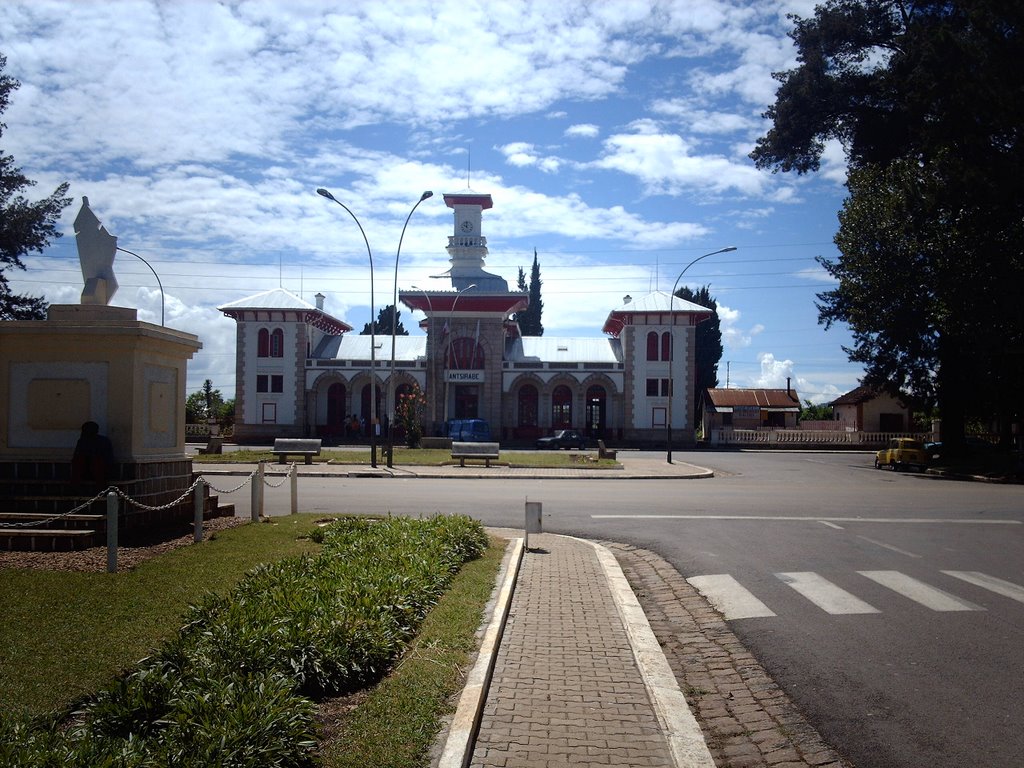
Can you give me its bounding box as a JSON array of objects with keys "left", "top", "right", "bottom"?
[
  {"left": 0, "top": 516, "right": 320, "bottom": 717},
  {"left": 192, "top": 446, "right": 619, "bottom": 468}
]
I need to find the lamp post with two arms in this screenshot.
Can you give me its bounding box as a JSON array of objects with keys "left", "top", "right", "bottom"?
[
  {"left": 316, "top": 187, "right": 380, "bottom": 468},
  {"left": 666, "top": 246, "right": 737, "bottom": 463}
]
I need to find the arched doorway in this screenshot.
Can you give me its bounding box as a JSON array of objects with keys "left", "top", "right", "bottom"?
[
  {"left": 516, "top": 383, "right": 539, "bottom": 439},
  {"left": 326, "top": 382, "right": 346, "bottom": 441},
  {"left": 585, "top": 385, "right": 606, "bottom": 438}
]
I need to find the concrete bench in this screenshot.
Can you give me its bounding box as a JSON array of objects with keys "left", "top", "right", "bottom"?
[
  {"left": 598, "top": 439, "right": 617, "bottom": 460},
  {"left": 272, "top": 438, "right": 322, "bottom": 465},
  {"left": 451, "top": 441, "right": 500, "bottom": 467}
]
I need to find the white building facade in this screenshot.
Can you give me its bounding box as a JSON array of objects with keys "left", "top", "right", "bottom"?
[{"left": 219, "top": 190, "right": 713, "bottom": 446}]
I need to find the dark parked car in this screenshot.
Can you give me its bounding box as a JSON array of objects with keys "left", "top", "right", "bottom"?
[{"left": 536, "top": 429, "right": 587, "bottom": 450}]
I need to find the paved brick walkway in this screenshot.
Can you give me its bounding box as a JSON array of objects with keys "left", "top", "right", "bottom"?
[{"left": 471, "top": 534, "right": 676, "bottom": 767}]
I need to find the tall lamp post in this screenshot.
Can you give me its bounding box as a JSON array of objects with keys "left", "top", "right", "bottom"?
[
  {"left": 443, "top": 283, "right": 477, "bottom": 426},
  {"left": 386, "top": 191, "right": 433, "bottom": 467},
  {"left": 411, "top": 285, "right": 436, "bottom": 430},
  {"left": 116, "top": 247, "right": 165, "bottom": 326},
  {"left": 317, "top": 187, "right": 379, "bottom": 468},
  {"left": 667, "top": 246, "right": 737, "bottom": 463}
]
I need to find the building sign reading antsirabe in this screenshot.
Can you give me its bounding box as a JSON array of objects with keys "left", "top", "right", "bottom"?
[{"left": 446, "top": 371, "right": 485, "bottom": 383}]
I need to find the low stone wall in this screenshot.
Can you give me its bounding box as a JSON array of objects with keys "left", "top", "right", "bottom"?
[{"left": 709, "top": 429, "right": 932, "bottom": 448}]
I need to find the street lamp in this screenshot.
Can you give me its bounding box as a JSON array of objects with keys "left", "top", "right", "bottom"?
[
  {"left": 116, "top": 247, "right": 165, "bottom": 326},
  {"left": 386, "top": 191, "right": 433, "bottom": 467},
  {"left": 444, "top": 283, "right": 477, "bottom": 426},
  {"left": 666, "top": 246, "right": 737, "bottom": 463},
  {"left": 317, "top": 187, "right": 379, "bottom": 468},
  {"left": 411, "top": 285, "right": 436, "bottom": 429}
]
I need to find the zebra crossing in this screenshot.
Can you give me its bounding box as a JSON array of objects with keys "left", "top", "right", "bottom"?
[{"left": 686, "top": 569, "right": 1024, "bottom": 620}]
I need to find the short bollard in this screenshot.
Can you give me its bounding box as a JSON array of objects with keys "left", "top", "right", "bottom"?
[
  {"left": 106, "top": 491, "right": 118, "bottom": 573},
  {"left": 525, "top": 500, "right": 542, "bottom": 550},
  {"left": 193, "top": 480, "right": 205, "bottom": 543}
]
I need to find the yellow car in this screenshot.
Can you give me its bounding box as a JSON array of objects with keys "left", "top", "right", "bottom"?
[{"left": 874, "top": 438, "right": 929, "bottom": 472}]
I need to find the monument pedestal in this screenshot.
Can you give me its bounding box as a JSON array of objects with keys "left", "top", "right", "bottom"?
[{"left": 0, "top": 305, "right": 208, "bottom": 535}]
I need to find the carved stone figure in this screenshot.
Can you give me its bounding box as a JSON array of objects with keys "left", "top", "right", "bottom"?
[{"left": 74, "top": 196, "right": 118, "bottom": 305}]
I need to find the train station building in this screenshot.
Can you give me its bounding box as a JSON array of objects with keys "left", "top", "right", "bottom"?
[{"left": 219, "top": 190, "right": 715, "bottom": 446}]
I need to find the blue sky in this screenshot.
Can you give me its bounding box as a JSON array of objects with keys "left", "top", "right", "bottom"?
[{"left": 1, "top": 0, "right": 862, "bottom": 403}]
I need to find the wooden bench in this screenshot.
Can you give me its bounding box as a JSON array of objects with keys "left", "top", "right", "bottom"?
[
  {"left": 598, "top": 440, "right": 617, "bottom": 460},
  {"left": 451, "top": 441, "right": 500, "bottom": 467},
  {"left": 272, "top": 438, "right": 322, "bottom": 465}
]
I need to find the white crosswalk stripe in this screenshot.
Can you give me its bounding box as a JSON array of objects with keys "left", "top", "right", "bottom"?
[
  {"left": 942, "top": 571, "right": 1024, "bottom": 604},
  {"left": 775, "top": 572, "right": 880, "bottom": 614},
  {"left": 686, "top": 570, "right": 1024, "bottom": 621},
  {"left": 685, "top": 574, "right": 776, "bottom": 620},
  {"left": 858, "top": 570, "right": 984, "bottom": 611}
]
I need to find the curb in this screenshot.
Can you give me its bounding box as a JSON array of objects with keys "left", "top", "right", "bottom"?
[
  {"left": 437, "top": 537, "right": 524, "bottom": 768},
  {"left": 584, "top": 538, "right": 716, "bottom": 768}
]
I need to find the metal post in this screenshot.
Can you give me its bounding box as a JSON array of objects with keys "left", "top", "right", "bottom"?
[
  {"left": 525, "top": 500, "right": 542, "bottom": 551},
  {"left": 290, "top": 465, "right": 298, "bottom": 515},
  {"left": 250, "top": 467, "right": 260, "bottom": 522},
  {"left": 106, "top": 491, "right": 118, "bottom": 573},
  {"left": 193, "top": 479, "right": 204, "bottom": 542},
  {"left": 257, "top": 460, "right": 266, "bottom": 519}
]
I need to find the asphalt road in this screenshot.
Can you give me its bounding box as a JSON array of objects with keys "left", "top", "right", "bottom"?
[{"left": 217, "top": 450, "right": 1024, "bottom": 768}]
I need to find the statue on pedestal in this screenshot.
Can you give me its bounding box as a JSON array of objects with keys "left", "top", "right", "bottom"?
[{"left": 74, "top": 196, "right": 118, "bottom": 305}]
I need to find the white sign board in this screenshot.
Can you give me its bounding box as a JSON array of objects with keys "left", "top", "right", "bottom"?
[{"left": 446, "top": 370, "right": 485, "bottom": 383}]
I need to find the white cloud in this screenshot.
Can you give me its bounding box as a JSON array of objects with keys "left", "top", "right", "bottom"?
[
  {"left": 565, "top": 123, "right": 600, "bottom": 138},
  {"left": 753, "top": 352, "right": 795, "bottom": 389},
  {"left": 592, "top": 130, "right": 767, "bottom": 198},
  {"left": 717, "top": 303, "right": 763, "bottom": 348}
]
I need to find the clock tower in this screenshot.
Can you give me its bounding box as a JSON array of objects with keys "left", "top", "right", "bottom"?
[{"left": 443, "top": 192, "right": 507, "bottom": 292}]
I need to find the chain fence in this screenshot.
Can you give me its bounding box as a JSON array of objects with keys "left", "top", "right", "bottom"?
[{"left": 1, "top": 462, "right": 299, "bottom": 529}]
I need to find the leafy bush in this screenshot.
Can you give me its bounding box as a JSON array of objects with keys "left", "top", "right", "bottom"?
[{"left": 2, "top": 515, "right": 487, "bottom": 767}]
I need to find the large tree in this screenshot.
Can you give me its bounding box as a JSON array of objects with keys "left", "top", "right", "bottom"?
[
  {"left": 675, "top": 285, "right": 723, "bottom": 425},
  {"left": 360, "top": 304, "right": 409, "bottom": 336},
  {"left": 1, "top": 53, "right": 72, "bottom": 320},
  {"left": 516, "top": 249, "right": 544, "bottom": 336},
  {"left": 751, "top": 0, "right": 1024, "bottom": 449}
]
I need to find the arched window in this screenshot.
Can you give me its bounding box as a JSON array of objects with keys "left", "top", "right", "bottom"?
[
  {"left": 447, "top": 337, "right": 485, "bottom": 369},
  {"left": 646, "top": 331, "right": 658, "bottom": 361},
  {"left": 661, "top": 331, "right": 672, "bottom": 361},
  {"left": 517, "top": 385, "right": 538, "bottom": 427},
  {"left": 551, "top": 385, "right": 572, "bottom": 428},
  {"left": 257, "top": 328, "right": 270, "bottom": 357},
  {"left": 270, "top": 328, "right": 284, "bottom": 358}
]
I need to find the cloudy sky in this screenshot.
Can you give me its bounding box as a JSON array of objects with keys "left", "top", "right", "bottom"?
[{"left": 1, "top": 0, "right": 862, "bottom": 403}]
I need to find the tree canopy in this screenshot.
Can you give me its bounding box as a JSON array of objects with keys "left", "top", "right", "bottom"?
[
  {"left": 752, "top": 1, "right": 1024, "bottom": 448},
  {"left": 360, "top": 304, "right": 409, "bottom": 336},
  {"left": 676, "top": 285, "right": 723, "bottom": 424},
  {"left": 1, "top": 53, "right": 72, "bottom": 320}
]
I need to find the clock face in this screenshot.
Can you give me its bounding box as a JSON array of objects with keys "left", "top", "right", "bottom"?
[{"left": 460, "top": 220, "right": 474, "bottom": 233}]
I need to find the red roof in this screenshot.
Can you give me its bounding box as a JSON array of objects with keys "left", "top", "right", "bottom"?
[
  {"left": 400, "top": 291, "right": 527, "bottom": 315},
  {"left": 705, "top": 388, "right": 800, "bottom": 408},
  {"left": 443, "top": 192, "right": 493, "bottom": 210}
]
